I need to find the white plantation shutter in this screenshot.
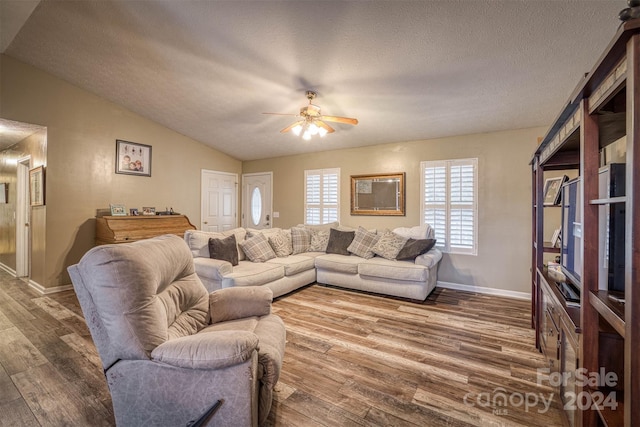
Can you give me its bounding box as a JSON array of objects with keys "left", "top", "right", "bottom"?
[
  {"left": 421, "top": 159, "right": 477, "bottom": 255},
  {"left": 304, "top": 168, "right": 340, "bottom": 224}
]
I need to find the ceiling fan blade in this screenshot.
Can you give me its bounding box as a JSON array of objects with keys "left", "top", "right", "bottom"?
[
  {"left": 262, "top": 112, "right": 299, "bottom": 116},
  {"left": 321, "top": 115, "right": 358, "bottom": 126},
  {"left": 280, "top": 121, "right": 303, "bottom": 133},
  {"left": 315, "top": 120, "right": 335, "bottom": 133}
]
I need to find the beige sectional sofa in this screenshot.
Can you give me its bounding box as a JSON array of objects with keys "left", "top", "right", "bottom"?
[{"left": 184, "top": 223, "right": 442, "bottom": 301}]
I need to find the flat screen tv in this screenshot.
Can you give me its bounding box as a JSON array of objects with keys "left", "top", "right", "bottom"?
[{"left": 561, "top": 178, "right": 582, "bottom": 287}]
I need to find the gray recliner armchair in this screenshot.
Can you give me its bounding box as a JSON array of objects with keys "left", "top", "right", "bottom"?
[{"left": 68, "top": 234, "right": 286, "bottom": 426}]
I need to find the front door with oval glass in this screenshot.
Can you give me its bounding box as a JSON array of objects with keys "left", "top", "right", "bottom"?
[{"left": 242, "top": 172, "right": 272, "bottom": 229}]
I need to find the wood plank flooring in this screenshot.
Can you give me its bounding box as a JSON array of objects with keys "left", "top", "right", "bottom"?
[{"left": 0, "top": 270, "right": 566, "bottom": 426}]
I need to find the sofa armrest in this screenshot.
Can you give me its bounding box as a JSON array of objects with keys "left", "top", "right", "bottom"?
[
  {"left": 193, "top": 257, "right": 233, "bottom": 281},
  {"left": 414, "top": 247, "right": 443, "bottom": 269},
  {"left": 209, "top": 286, "right": 273, "bottom": 324},
  {"left": 151, "top": 330, "right": 258, "bottom": 369}
]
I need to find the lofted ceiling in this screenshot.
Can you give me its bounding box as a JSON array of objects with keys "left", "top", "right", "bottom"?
[{"left": 0, "top": 0, "right": 627, "bottom": 161}]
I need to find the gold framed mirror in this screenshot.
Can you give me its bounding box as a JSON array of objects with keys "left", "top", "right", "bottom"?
[{"left": 350, "top": 172, "right": 405, "bottom": 216}]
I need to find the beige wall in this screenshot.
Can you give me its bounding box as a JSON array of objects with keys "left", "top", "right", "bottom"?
[
  {"left": 244, "top": 127, "right": 546, "bottom": 294},
  {"left": 1, "top": 55, "right": 242, "bottom": 289}
]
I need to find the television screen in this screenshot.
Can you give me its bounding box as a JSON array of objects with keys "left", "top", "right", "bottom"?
[{"left": 561, "top": 178, "right": 582, "bottom": 287}]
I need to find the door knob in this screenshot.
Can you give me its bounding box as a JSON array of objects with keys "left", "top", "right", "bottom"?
[{"left": 203, "top": 221, "right": 208, "bottom": 224}]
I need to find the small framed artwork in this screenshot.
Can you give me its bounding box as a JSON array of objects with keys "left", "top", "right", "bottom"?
[
  {"left": 130, "top": 208, "right": 139, "bottom": 216},
  {"left": 0, "top": 183, "right": 7, "bottom": 203},
  {"left": 543, "top": 175, "right": 567, "bottom": 206},
  {"left": 142, "top": 206, "right": 156, "bottom": 216},
  {"left": 116, "top": 140, "right": 152, "bottom": 177},
  {"left": 29, "top": 166, "right": 45, "bottom": 206},
  {"left": 110, "top": 204, "right": 127, "bottom": 216}
]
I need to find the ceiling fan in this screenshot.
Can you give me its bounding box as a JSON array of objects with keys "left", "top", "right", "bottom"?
[{"left": 263, "top": 91, "right": 358, "bottom": 140}]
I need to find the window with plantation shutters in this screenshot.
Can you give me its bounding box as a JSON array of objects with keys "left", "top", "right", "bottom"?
[
  {"left": 304, "top": 168, "right": 340, "bottom": 225},
  {"left": 421, "top": 159, "right": 477, "bottom": 255}
]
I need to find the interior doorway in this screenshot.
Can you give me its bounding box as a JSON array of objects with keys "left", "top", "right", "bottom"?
[{"left": 16, "top": 156, "right": 31, "bottom": 278}]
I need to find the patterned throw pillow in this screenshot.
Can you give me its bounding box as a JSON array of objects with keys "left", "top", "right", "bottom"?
[
  {"left": 347, "top": 226, "right": 380, "bottom": 259},
  {"left": 291, "top": 227, "right": 312, "bottom": 254},
  {"left": 308, "top": 229, "right": 330, "bottom": 252},
  {"left": 208, "top": 234, "right": 239, "bottom": 266},
  {"left": 238, "top": 233, "right": 276, "bottom": 262},
  {"left": 268, "top": 230, "right": 293, "bottom": 257},
  {"left": 396, "top": 238, "right": 437, "bottom": 261},
  {"left": 325, "top": 228, "right": 355, "bottom": 255},
  {"left": 372, "top": 229, "right": 408, "bottom": 260}
]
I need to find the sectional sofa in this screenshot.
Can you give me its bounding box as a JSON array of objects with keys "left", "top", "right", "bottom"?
[{"left": 184, "top": 222, "right": 442, "bottom": 301}]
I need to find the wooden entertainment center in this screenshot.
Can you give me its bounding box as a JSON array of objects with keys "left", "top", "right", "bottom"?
[{"left": 531, "top": 18, "right": 639, "bottom": 427}]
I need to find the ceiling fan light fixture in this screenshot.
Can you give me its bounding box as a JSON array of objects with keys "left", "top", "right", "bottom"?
[
  {"left": 292, "top": 124, "right": 303, "bottom": 136},
  {"left": 308, "top": 122, "right": 319, "bottom": 136},
  {"left": 302, "top": 130, "right": 312, "bottom": 141},
  {"left": 318, "top": 127, "right": 328, "bottom": 137}
]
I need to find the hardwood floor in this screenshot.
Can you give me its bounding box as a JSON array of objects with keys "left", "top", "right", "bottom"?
[{"left": 0, "top": 270, "right": 565, "bottom": 426}]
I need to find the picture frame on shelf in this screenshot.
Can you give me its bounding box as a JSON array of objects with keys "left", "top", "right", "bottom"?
[
  {"left": 110, "top": 204, "right": 127, "bottom": 216},
  {"left": 542, "top": 175, "right": 567, "bottom": 206},
  {"left": 142, "top": 206, "right": 156, "bottom": 216},
  {"left": 551, "top": 228, "right": 561, "bottom": 248},
  {"left": 129, "top": 208, "right": 139, "bottom": 216},
  {"left": 29, "top": 166, "right": 45, "bottom": 206},
  {"left": 115, "top": 140, "right": 152, "bottom": 177}
]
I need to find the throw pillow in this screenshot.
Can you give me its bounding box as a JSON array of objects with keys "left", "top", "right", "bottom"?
[
  {"left": 347, "top": 226, "right": 380, "bottom": 259},
  {"left": 291, "top": 227, "right": 312, "bottom": 254},
  {"left": 208, "top": 234, "right": 239, "bottom": 266},
  {"left": 372, "top": 229, "right": 408, "bottom": 260},
  {"left": 238, "top": 233, "right": 276, "bottom": 262},
  {"left": 268, "top": 230, "right": 293, "bottom": 257},
  {"left": 325, "top": 228, "right": 355, "bottom": 255},
  {"left": 308, "top": 229, "right": 330, "bottom": 252},
  {"left": 396, "top": 238, "right": 437, "bottom": 261}
]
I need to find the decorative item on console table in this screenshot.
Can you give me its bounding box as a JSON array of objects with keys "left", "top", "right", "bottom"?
[{"left": 95, "top": 214, "right": 196, "bottom": 245}]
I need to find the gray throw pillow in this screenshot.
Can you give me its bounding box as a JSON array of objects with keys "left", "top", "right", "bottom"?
[
  {"left": 208, "top": 235, "right": 239, "bottom": 266},
  {"left": 325, "top": 228, "right": 355, "bottom": 255},
  {"left": 396, "top": 238, "right": 436, "bottom": 260}
]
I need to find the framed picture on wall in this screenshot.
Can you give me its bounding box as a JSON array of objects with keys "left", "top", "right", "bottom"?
[
  {"left": 29, "top": 166, "right": 45, "bottom": 206},
  {"left": 116, "top": 140, "right": 152, "bottom": 177}
]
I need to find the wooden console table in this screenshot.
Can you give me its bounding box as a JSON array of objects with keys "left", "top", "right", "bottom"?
[{"left": 96, "top": 215, "right": 196, "bottom": 245}]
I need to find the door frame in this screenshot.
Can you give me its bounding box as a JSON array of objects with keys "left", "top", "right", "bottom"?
[
  {"left": 241, "top": 172, "right": 273, "bottom": 229},
  {"left": 16, "top": 156, "right": 31, "bottom": 278}
]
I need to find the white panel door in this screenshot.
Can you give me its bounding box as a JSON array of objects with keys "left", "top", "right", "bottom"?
[
  {"left": 16, "top": 157, "right": 31, "bottom": 277},
  {"left": 201, "top": 170, "right": 237, "bottom": 232},
  {"left": 242, "top": 172, "right": 272, "bottom": 229}
]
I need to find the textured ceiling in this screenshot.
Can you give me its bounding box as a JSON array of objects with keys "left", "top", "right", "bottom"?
[{"left": 1, "top": 0, "right": 627, "bottom": 161}]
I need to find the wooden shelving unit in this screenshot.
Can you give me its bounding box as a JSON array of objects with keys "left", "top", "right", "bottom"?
[{"left": 531, "top": 18, "right": 640, "bottom": 427}]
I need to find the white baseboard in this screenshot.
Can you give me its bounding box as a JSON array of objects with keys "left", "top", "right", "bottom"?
[
  {"left": 437, "top": 281, "right": 530, "bottom": 300},
  {"left": 0, "top": 262, "right": 72, "bottom": 295}
]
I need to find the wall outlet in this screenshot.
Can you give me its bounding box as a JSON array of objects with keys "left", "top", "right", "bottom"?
[{"left": 273, "top": 212, "right": 279, "bottom": 218}]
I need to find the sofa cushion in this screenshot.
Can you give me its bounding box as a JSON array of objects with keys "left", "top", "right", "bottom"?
[
  {"left": 326, "top": 228, "right": 355, "bottom": 255},
  {"left": 315, "top": 254, "right": 362, "bottom": 274},
  {"left": 208, "top": 234, "right": 239, "bottom": 266},
  {"left": 308, "top": 229, "right": 330, "bottom": 252},
  {"left": 359, "top": 258, "right": 429, "bottom": 282},
  {"left": 296, "top": 221, "right": 339, "bottom": 231},
  {"left": 396, "top": 238, "right": 437, "bottom": 261},
  {"left": 268, "top": 230, "right": 293, "bottom": 257},
  {"left": 393, "top": 224, "right": 434, "bottom": 240},
  {"left": 291, "top": 227, "right": 312, "bottom": 254},
  {"left": 371, "top": 229, "right": 408, "bottom": 260},
  {"left": 184, "top": 228, "right": 247, "bottom": 261},
  {"left": 239, "top": 233, "right": 277, "bottom": 262},
  {"left": 266, "top": 255, "right": 316, "bottom": 276},
  {"left": 193, "top": 257, "right": 233, "bottom": 282},
  {"left": 347, "top": 226, "right": 380, "bottom": 259},
  {"left": 222, "top": 261, "right": 284, "bottom": 287}
]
